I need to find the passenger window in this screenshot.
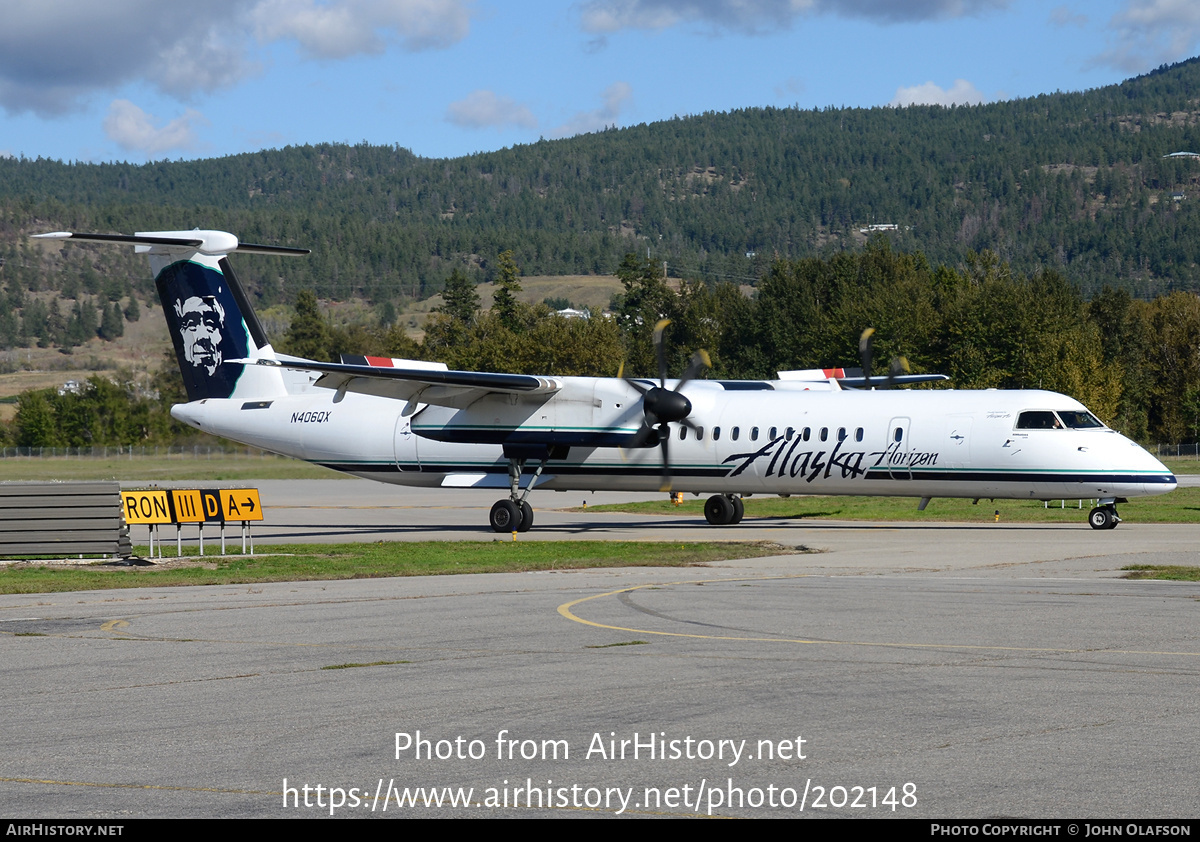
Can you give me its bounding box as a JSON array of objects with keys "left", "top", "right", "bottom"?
[
  {"left": 695, "top": 426, "right": 704, "bottom": 440},
  {"left": 713, "top": 426, "right": 721, "bottom": 441},
  {"left": 893, "top": 427, "right": 903, "bottom": 442},
  {"left": 837, "top": 427, "right": 846, "bottom": 441},
  {"left": 679, "top": 426, "right": 687, "bottom": 440},
  {"left": 731, "top": 426, "right": 740, "bottom": 441},
  {"left": 855, "top": 427, "right": 864, "bottom": 442},
  {"left": 819, "top": 427, "right": 828, "bottom": 442},
  {"left": 750, "top": 427, "right": 759, "bottom": 441},
  {"left": 769, "top": 427, "right": 778, "bottom": 439},
  {"left": 786, "top": 427, "right": 795, "bottom": 440},
  {"left": 802, "top": 427, "right": 811, "bottom": 441}
]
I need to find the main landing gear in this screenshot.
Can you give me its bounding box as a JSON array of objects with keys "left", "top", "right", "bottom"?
[
  {"left": 489, "top": 456, "right": 547, "bottom": 533},
  {"left": 1088, "top": 503, "right": 1121, "bottom": 530},
  {"left": 490, "top": 499, "right": 534, "bottom": 533},
  {"left": 704, "top": 494, "right": 744, "bottom": 525}
]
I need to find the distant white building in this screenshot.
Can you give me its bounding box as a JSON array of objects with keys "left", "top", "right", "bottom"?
[{"left": 557, "top": 307, "right": 589, "bottom": 320}]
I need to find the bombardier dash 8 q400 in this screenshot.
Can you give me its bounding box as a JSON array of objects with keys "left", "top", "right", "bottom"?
[{"left": 35, "top": 229, "right": 1176, "bottom": 532}]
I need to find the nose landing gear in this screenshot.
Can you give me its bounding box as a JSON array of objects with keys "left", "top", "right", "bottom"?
[{"left": 1088, "top": 503, "right": 1121, "bottom": 530}]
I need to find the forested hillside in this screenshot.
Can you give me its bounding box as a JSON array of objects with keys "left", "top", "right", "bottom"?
[
  {"left": 3, "top": 58, "right": 1200, "bottom": 444},
  {"left": 3, "top": 56, "right": 1200, "bottom": 327}
]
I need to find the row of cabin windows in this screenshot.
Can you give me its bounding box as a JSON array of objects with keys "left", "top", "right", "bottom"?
[{"left": 678, "top": 425, "right": 875, "bottom": 443}]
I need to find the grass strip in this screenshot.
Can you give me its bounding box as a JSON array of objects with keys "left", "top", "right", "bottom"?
[
  {"left": 574, "top": 486, "right": 1200, "bottom": 524},
  {"left": 0, "top": 454, "right": 341, "bottom": 482},
  {"left": 0, "top": 540, "right": 797, "bottom": 595},
  {"left": 1122, "top": 565, "right": 1200, "bottom": 581}
]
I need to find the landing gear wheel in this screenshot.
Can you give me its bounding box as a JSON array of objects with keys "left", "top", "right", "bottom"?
[
  {"left": 704, "top": 494, "right": 735, "bottom": 525},
  {"left": 517, "top": 501, "right": 534, "bottom": 532},
  {"left": 490, "top": 499, "right": 522, "bottom": 533},
  {"left": 1088, "top": 505, "right": 1118, "bottom": 530},
  {"left": 730, "top": 495, "right": 744, "bottom": 524}
]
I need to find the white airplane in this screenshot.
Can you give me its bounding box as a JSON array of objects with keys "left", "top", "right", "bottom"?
[{"left": 34, "top": 229, "right": 1176, "bottom": 532}]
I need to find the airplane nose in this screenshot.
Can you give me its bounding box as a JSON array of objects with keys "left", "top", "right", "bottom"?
[{"left": 1139, "top": 470, "right": 1176, "bottom": 497}]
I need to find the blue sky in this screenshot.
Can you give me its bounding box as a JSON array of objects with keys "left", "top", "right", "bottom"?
[{"left": 2, "top": 0, "right": 1198, "bottom": 164}]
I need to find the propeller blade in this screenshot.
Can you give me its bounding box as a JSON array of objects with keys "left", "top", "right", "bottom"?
[
  {"left": 885, "top": 356, "right": 911, "bottom": 388},
  {"left": 653, "top": 319, "right": 671, "bottom": 386},
  {"left": 677, "top": 349, "right": 711, "bottom": 389},
  {"left": 625, "top": 378, "right": 652, "bottom": 396},
  {"left": 858, "top": 328, "right": 875, "bottom": 389},
  {"left": 658, "top": 425, "right": 674, "bottom": 492}
]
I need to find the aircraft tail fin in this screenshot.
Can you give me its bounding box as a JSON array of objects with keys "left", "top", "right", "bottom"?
[{"left": 33, "top": 230, "right": 309, "bottom": 402}]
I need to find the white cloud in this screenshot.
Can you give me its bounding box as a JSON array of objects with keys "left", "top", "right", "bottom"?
[
  {"left": 890, "top": 79, "right": 986, "bottom": 107},
  {"left": 1049, "top": 5, "right": 1087, "bottom": 27},
  {"left": 552, "top": 82, "right": 632, "bottom": 137},
  {"left": 1094, "top": 0, "right": 1200, "bottom": 73},
  {"left": 102, "top": 100, "right": 207, "bottom": 157},
  {"left": 578, "top": 0, "right": 1007, "bottom": 34},
  {"left": 774, "top": 76, "right": 806, "bottom": 98},
  {"left": 251, "top": 0, "right": 471, "bottom": 59},
  {"left": 445, "top": 90, "right": 537, "bottom": 130},
  {"left": 0, "top": 1, "right": 248, "bottom": 115},
  {"left": 153, "top": 29, "right": 259, "bottom": 100},
  {"left": 0, "top": 0, "right": 470, "bottom": 116}
]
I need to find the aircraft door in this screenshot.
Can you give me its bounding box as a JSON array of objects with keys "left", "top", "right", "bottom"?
[
  {"left": 394, "top": 411, "right": 421, "bottom": 472},
  {"left": 887, "top": 416, "right": 912, "bottom": 481}
]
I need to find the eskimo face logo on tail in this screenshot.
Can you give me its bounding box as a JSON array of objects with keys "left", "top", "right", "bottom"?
[
  {"left": 157, "top": 261, "right": 249, "bottom": 401},
  {"left": 175, "top": 295, "right": 225, "bottom": 376}
]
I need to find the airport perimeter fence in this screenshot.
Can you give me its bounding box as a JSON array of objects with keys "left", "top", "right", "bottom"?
[
  {"left": 1155, "top": 443, "right": 1200, "bottom": 459},
  {"left": 0, "top": 445, "right": 283, "bottom": 460}
]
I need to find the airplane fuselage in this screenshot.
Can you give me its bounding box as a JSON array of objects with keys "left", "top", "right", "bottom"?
[
  {"left": 38, "top": 227, "right": 1173, "bottom": 532},
  {"left": 173, "top": 377, "right": 1176, "bottom": 504}
]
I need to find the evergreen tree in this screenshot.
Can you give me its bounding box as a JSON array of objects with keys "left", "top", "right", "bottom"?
[
  {"left": 124, "top": 296, "right": 140, "bottom": 322},
  {"left": 437, "top": 268, "right": 479, "bottom": 324},
  {"left": 45, "top": 299, "right": 65, "bottom": 347},
  {"left": 491, "top": 250, "right": 522, "bottom": 330},
  {"left": 100, "top": 301, "right": 124, "bottom": 340},
  {"left": 281, "top": 290, "right": 332, "bottom": 360}
]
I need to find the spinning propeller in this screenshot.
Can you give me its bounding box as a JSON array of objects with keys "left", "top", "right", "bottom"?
[
  {"left": 620, "top": 319, "right": 710, "bottom": 492},
  {"left": 857, "top": 327, "right": 911, "bottom": 389}
]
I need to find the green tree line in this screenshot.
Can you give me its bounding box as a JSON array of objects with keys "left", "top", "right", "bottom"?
[{"left": 4, "top": 57, "right": 1200, "bottom": 320}]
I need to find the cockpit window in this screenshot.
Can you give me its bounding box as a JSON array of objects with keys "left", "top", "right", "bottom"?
[
  {"left": 1016, "top": 411, "right": 1061, "bottom": 430},
  {"left": 1057, "top": 410, "right": 1104, "bottom": 429}
]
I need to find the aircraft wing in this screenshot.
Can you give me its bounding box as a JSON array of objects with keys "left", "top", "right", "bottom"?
[
  {"left": 247, "top": 357, "right": 561, "bottom": 409},
  {"left": 777, "top": 368, "right": 948, "bottom": 388}
]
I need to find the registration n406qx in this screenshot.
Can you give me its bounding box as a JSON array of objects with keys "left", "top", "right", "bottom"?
[{"left": 35, "top": 229, "right": 1176, "bottom": 532}]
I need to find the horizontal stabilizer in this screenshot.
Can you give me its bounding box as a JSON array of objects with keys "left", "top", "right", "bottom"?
[{"left": 33, "top": 230, "right": 309, "bottom": 257}]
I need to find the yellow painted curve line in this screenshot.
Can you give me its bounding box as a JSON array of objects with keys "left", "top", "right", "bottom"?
[{"left": 557, "top": 576, "right": 1200, "bottom": 657}]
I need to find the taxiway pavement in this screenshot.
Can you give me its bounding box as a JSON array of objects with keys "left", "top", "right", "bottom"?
[{"left": 1, "top": 479, "right": 1197, "bottom": 818}]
